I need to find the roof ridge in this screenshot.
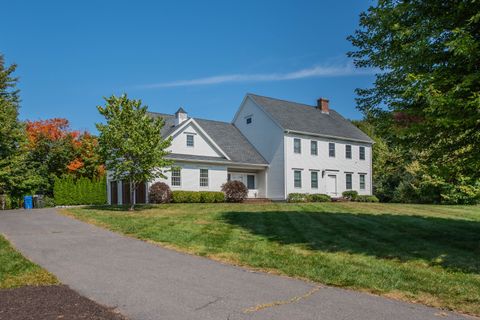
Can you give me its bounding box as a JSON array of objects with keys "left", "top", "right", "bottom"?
[
  {"left": 148, "top": 111, "right": 173, "bottom": 116},
  {"left": 193, "top": 117, "right": 232, "bottom": 125},
  {"left": 248, "top": 93, "right": 333, "bottom": 111}
]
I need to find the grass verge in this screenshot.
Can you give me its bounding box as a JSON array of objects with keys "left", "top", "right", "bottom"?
[
  {"left": 63, "top": 202, "right": 480, "bottom": 316},
  {"left": 0, "top": 234, "right": 58, "bottom": 289}
]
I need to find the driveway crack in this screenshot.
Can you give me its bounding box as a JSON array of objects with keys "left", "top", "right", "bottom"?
[
  {"left": 195, "top": 296, "right": 223, "bottom": 311},
  {"left": 243, "top": 286, "right": 321, "bottom": 314}
]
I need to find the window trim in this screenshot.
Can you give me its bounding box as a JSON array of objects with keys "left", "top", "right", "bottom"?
[
  {"left": 329, "top": 142, "right": 335, "bottom": 158},
  {"left": 311, "top": 171, "right": 318, "bottom": 189},
  {"left": 171, "top": 168, "right": 181, "bottom": 187},
  {"left": 359, "top": 146, "right": 366, "bottom": 160},
  {"left": 247, "top": 174, "right": 255, "bottom": 190},
  {"left": 345, "top": 144, "right": 352, "bottom": 159},
  {"left": 294, "top": 138, "right": 301, "bottom": 154},
  {"left": 310, "top": 140, "right": 318, "bottom": 156},
  {"left": 345, "top": 173, "right": 352, "bottom": 190},
  {"left": 294, "top": 170, "right": 302, "bottom": 188},
  {"left": 359, "top": 174, "right": 366, "bottom": 190},
  {"left": 200, "top": 168, "right": 209, "bottom": 187},
  {"left": 186, "top": 134, "right": 194, "bottom": 147}
]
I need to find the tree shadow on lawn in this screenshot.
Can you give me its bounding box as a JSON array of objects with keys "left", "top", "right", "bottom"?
[{"left": 222, "top": 210, "right": 480, "bottom": 274}]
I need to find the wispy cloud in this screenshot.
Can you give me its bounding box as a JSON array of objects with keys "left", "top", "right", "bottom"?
[{"left": 139, "top": 63, "right": 375, "bottom": 89}]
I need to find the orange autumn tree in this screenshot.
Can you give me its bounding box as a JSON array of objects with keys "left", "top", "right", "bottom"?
[
  {"left": 25, "top": 118, "right": 104, "bottom": 195},
  {"left": 67, "top": 132, "right": 105, "bottom": 179}
]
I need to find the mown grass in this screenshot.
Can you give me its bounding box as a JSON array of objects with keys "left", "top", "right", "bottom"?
[
  {"left": 0, "top": 234, "right": 58, "bottom": 289},
  {"left": 64, "top": 202, "right": 480, "bottom": 315}
]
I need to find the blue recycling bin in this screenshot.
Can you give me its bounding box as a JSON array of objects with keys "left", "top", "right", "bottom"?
[{"left": 24, "top": 196, "right": 33, "bottom": 209}]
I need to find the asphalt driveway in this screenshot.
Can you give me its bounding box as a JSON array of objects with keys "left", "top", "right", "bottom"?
[{"left": 0, "top": 209, "right": 473, "bottom": 320}]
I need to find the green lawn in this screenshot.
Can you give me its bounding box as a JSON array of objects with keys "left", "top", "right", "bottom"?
[
  {"left": 0, "top": 234, "right": 58, "bottom": 289},
  {"left": 64, "top": 202, "right": 480, "bottom": 316}
]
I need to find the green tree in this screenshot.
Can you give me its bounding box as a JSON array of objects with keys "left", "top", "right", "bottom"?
[
  {"left": 348, "top": 0, "right": 480, "bottom": 183},
  {"left": 0, "top": 54, "right": 40, "bottom": 202},
  {"left": 96, "top": 94, "right": 173, "bottom": 210}
]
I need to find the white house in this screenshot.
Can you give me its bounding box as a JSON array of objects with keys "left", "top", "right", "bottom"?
[{"left": 107, "top": 93, "right": 374, "bottom": 204}]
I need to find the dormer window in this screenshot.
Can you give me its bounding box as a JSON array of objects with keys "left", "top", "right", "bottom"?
[
  {"left": 246, "top": 116, "right": 252, "bottom": 124},
  {"left": 186, "top": 134, "right": 194, "bottom": 147}
]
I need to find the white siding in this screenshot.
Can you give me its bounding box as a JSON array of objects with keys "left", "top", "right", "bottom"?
[
  {"left": 233, "top": 96, "right": 285, "bottom": 200},
  {"left": 284, "top": 133, "right": 372, "bottom": 197},
  {"left": 150, "top": 162, "right": 227, "bottom": 192},
  {"left": 169, "top": 122, "right": 223, "bottom": 158}
]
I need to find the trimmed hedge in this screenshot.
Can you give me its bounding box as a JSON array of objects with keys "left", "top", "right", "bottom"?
[
  {"left": 342, "top": 190, "right": 358, "bottom": 201},
  {"left": 172, "top": 190, "right": 225, "bottom": 203},
  {"left": 287, "top": 193, "right": 331, "bottom": 203},
  {"left": 355, "top": 195, "right": 380, "bottom": 202},
  {"left": 54, "top": 176, "right": 107, "bottom": 205},
  {"left": 199, "top": 191, "right": 225, "bottom": 203},
  {"left": 308, "top": 194, "right": 331, "bottom": 202},
  {"left": 287, "top": 193, "right": 308, "bottom": 203}
]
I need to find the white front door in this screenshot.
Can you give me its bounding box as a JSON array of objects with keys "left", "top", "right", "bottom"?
[{"left": 326, "top": 174, "right": 337, "bottom": 196}]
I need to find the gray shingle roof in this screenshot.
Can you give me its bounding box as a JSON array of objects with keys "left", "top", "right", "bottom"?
[
  {"left": 148, "top": 112, "right": 268, "bottom": 165},
  {"left": 248, "top": 94, "right": 374, "bottom": 143},
  {"left": 194, "top": 118, "right": 267, "bottom": 164}
]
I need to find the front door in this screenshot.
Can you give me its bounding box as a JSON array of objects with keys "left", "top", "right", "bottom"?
[{"left": 326, "top": 174, "right": 337, "bottom": 196}]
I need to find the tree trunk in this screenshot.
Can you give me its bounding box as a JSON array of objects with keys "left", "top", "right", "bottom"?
[{"left": 129, "top": 180, "right": 136, "bottom": 211}]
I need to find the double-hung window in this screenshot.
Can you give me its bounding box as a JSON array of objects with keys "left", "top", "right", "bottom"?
[
  {"left": 311, "top": 171, "right": 318, "bottom": 189},
  {"left": 310, "top": 141, "right": 318, "bottom": 155},
  {"left": 359, "top": 146, "right": 365, "bottom": 160},
  {"left": 329, "top": 142, "right": 335, "bottom": 157},
  {"left": 171, "top": 168, "right": 181, "bottom": 186},
  {"left": 345, "top": 173, "right": 352, "bottom": 190},
  {"left": 294, "top": 170, "right": 302, "bottom": 188},
  {"left": 186, "top": 134, "right": 194, "bottom": 147},
  {"left": 200, "top": 169, "right": 209, "bottom": 187},
  {"left": 359, "top": 174, "right": 366, "bottom": 190},
  {"left": 294, "top": 138, "right": 301, "bottom": 154},
  {"left": 346, "top": 145, "right": 352, "bottom": 159}
]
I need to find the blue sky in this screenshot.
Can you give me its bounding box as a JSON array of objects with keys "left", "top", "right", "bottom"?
[{"left": 2, "top": 0, "right": 375, "bottom": 133}]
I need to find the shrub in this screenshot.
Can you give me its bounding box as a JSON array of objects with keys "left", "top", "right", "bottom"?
[
  {"left": 54, "top": 176, "right": 107, "bottom": 205},
  {"left": 287, "top": 193, "right": 308, "bottom": 203},
  {"left": 342, "top": 190, "right": 358, "bottom": 201},
  {"left": 221, "top": 181, "right": 248, "bottom": 202},
  {"left": 172, "top": 190, "right": 201, "bottom": 203},
  {"left": 149, "top": 182, "right": 172, "bottom": 204},
  {"left": 43, "top": 196, "right": 56, "bottom": 207},
  {"left": 0, "top": 194, "right": 12, "bottom": 210},
  {"left": 199, "top": 191, "right": 225, "bottom": 203},
  {"left": 308, "top": 194, "right": 331, "bottom": 202},
  {"left": 355, "top": 195, "right": 379, "bottom": 202}
]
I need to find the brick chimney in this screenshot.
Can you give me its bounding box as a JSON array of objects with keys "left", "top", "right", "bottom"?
[{"left": 317, "top": 98, "right": 329, "bottom": 114}]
